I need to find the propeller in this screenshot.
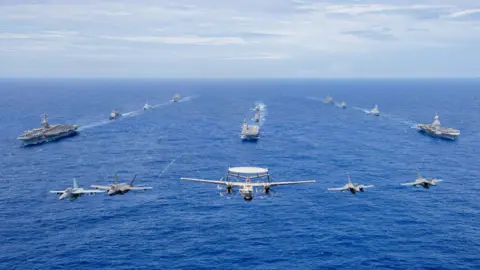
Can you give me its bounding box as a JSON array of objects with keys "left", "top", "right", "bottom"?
[
  {"left": 255, "top": 182, "right": 275, "bottom": 199},
  {"left": 219, "top": 189, "right": 238, "bottom": 199}
]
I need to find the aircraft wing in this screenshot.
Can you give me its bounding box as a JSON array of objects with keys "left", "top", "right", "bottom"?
[
  {"left": 130, "top": 187, "right": 153, "bottom": 191},
  {"left": 401, "top": 182, "right": 418, "bottom": 186},
  {"left": 181, "top": 178, "right": 247, "bottom": 187},
  {"left": 49, "top": 190, "right": 65, "bottom": 194},
  {"left": 90, "top": 185, "right": 110, "bottom": 190},
  {"left": 181, "top": 178, "right": 229, "bottom": 185},
  {"left": 359, "top": 185, "right": 375, "bottom": 189},
  {"left": 252, "top": 180, "right": 316, "bottom": 187},
  {"left": 327, "top": 187, "right": 347, "bottom": 191},
  {"left": 72, "top": 189, "right": 105, "bottom": 194}
]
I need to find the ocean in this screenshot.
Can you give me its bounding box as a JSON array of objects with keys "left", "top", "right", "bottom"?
[{"left": 0, "top": 78, "right": 478, "bottom": 269}]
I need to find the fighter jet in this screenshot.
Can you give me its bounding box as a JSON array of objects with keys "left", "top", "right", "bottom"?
[
  {"left": 91, "top": 173, "right": 152, "bottom": 196},
  {"left": 328, "top": 172, "right": 374, "bottom": 194},
  {"left": 401, "top": 169, "right": 442, "bottom": 189},
  {"left": 368, "top": 104, "right": 380, "bottom": 116},
  {"left": 50, "top": 178, "right": 105, "bottom": 200}
]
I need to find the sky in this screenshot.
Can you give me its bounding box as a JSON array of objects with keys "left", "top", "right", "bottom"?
[{"left": 0, "top": 0, "right": 479, "bottom": 78}]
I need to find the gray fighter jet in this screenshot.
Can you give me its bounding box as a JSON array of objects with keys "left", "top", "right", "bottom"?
[
  {"left": 91, "top": 173, "right": 152, "bottom": 196},
  {"left": 401, "top": 169, "right": 442, "bottom": 189},
  {"left": 328, "top": 172, "right": 374, "bottom": 194},
  {"left": 50, "top": 178, "right": 105, "bottom": 200}
]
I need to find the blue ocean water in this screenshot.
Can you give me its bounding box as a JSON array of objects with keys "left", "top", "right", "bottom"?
[{"left": 0, "top": 79, "right": 479, "bottom": 270}]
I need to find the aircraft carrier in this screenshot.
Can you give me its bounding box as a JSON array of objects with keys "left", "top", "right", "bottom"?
[
  {"left": 416, "top": 113, "right": 460, "bottom": 140},
  {"left": 241, "top": 119, "right": 260, "bottom": 140},
  {"left": 18, "top": 113, "right": 79, "bottom": 145}
]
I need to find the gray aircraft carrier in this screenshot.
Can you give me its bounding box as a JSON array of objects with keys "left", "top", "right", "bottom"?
[
  {"left": 240, "top": 119, "right": 260, "bottom": 140},
  {"left": 18, "top": 113, "right": 79, "bottom": 145},
  {"left": 416, "top": 113, "right": 460, "bottom": 140}
]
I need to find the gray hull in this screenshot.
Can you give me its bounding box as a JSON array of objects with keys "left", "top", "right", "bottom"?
[
  {"left": 241, "top": 134, "right": 259, "bottom": 140},
  {"left": 19, "top": 130, "right": 78, "bottom": 145},
  {"left": 418, "top": 129, "right": 457, "bottom": 140}
]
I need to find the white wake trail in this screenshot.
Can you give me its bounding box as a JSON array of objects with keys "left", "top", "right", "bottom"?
[{"left": 155, "top": 153, "right": 184, "bottom": 180}]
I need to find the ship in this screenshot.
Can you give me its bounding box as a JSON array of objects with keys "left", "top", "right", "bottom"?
[
  {"left": 324, "top": 96, "right": 334, "bottom": 104},
  {"left": 340, "top": 101, "right": 347, "bottom": 109},
  {"left": 143, "top": 101, "right": 153, "bottom": 110},
  {"left": 241, "top": 119, "right": 260, "bottom": 140},
  {"left": 368, "top": 105, "right": 380, "bottom": 116},
  {"left": 253, "top": 112, "right": 262, "bottom": 123},
  {"left": 173, "top": 94, "right": 181, "bottom": 102},
  {"left": 17, "top": 113, "right": 78, "bottom": 146},
  {"left": 109, "top": 109, "right": 122, "bottom": 120},
  {"left": 416, "top": 113, "right": 460, "bottom": 140}
]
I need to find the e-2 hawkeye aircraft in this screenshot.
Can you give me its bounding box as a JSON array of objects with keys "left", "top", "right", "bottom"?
[
  {"left": 328, "top": 172, "right": 374, "bottom": 194},
  {"left": 401, "top": 169, "right": 442, "bottom": 189},
  {"left": 181, "top": 167, "right": 315, "bottom": 201},
  {"left": 50, "top": 178, "right": 105, "bottom": 200}
]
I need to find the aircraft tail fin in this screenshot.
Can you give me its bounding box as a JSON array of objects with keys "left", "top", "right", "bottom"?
[
  {"left": 130, "top": 174, "right": 137, "bottom": 186},
  {"left": 115, "top": 173, "right": 119, "bottom": 184},
  {"left": 347, "top": 172, "right": 351, "bottom": 184},
  {"left": 73, "top": 178, "right": 79, "bottom": 189},
  {"left": 416, "top": 168, "right": 422, "bottom": 179}
]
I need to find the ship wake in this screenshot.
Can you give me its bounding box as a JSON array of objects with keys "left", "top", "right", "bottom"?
[{"left": 78, "top": 96, "right": 197, "bottom": 131}]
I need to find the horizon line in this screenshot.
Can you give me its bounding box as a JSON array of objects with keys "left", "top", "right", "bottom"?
[{"left": 0, "top": 77, "right": 479, "bottom": 80}]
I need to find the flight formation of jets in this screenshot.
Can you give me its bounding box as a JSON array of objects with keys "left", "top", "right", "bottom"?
[
  {"left": 327, "top": 169, "right": 441, "bottom": 195},
  {"left": 51, "top": 174, "right": 152, "bottom": 200}
]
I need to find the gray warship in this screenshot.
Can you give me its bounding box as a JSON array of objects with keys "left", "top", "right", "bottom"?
[
  {"left": 324, "top": 96, "right": 334, "bottom": 104},
  {"left": 173, "top": 94, "right": 181, "bottom": 102},
  {"left": 241, "top": 119, "right": 260, "bottom": 140},
  {"left": 416, "top": 113, "right": 460, "bottom": 140},
  {"left": 18, "top": 113, "right": 79, "bottom": 146},
  {"left": 109, "top": 109, "right": 122, "bottom": 120}
]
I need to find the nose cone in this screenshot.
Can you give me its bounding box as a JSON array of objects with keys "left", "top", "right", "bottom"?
[
  {"left": 243, "top": 195, "right": 253, "bottom": 201},
  {"left": 59, "top": 194, "right": 67, "bottom": 200}
]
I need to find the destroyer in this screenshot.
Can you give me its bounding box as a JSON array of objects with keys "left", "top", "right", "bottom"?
[
  {"left": 416, "top": 113, "right": 460, "bottom": 140},
  {"left": 241, "top": 119, "right": 260, "bottom": 140},
  {"left": 339, "top": 101, "right": 347, "bottom": 109},
  {"left": 18, "top": 113, "right": 78, "bottom": 146},
  {"left": 253, "top": 112, "right": 262, "bottom": 123},
  {"left": 173, "top": 94, "right": 181, "bottom": 102},
  {"left": 143, "top": 101, "right": 153, "bottom": 110},
  {"left": 109, "top": 109, "right": 122, "bottom": 120}
]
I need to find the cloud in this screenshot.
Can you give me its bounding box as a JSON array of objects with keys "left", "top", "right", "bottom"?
[
  {"left": 0, "top": 33, "right": 31, "bottom": 39},
  {"left": 297, "top": 3, "right": 453, "bottom": 16},
  {"left": 342, "top": 27, "right": 395, "bottom": 41},
  {"left": 0, "top": 0, "right": 479, "bottom": 77},
  {"left": 220, "top": 54, "right": 286, "bottom": 60},
  {"left": 448, "top": 9, "right": 480, "bottom": 18},
  {"left": 101, "top": 35, "right": 246, "bottom": 45},
  {"left": 0, "top": 31, "right": 79, "bottom": 40},
  {"left": 96, "top": 11, "right": 131, "bottom": 16}
]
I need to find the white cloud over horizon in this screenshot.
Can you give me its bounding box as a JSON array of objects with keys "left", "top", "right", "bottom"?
[{"left": 0, "top": 0, "right": 479, "bottom": 78}]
